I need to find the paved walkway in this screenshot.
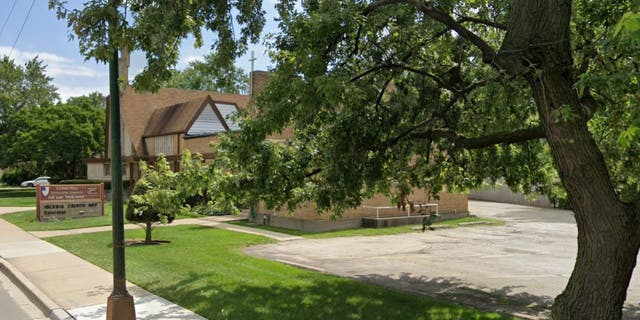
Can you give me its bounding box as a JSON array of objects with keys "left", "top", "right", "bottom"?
[
  {"left": 245, "top": 201, "right": 640, "bottom": 320},
  {"left": 0, "top": 208, "right": 298, "bottom": 319},
  {"left": 30, "top": 216, "right": 302, "bottom": 241},
  {"left": 0, "top": 207, "right": 35, "bottom": 215}
]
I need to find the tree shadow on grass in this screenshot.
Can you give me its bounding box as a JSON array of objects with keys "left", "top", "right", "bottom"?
[{"left": 146, "top": 272, "right": 517, "bottom": 320}]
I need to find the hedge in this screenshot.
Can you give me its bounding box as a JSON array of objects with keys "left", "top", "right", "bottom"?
[{"left": 58, "top": 180, "right": 132, "bottom": 190}]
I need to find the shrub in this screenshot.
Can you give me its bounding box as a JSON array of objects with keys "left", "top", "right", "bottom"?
[
  {"left": 1, "top": 167, "right": 33, "bottom": 186},
  {"left": 60, "top": 179, "right": 111, "bottom": 189}
]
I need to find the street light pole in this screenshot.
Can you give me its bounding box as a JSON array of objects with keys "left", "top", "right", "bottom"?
[{"left": 106, "top": 47, "right": 136, "bottom": 320}]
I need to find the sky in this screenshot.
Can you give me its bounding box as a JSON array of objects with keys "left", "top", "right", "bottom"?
[{"left": 0, "top": 0, "right": 278, "bottom": 101}]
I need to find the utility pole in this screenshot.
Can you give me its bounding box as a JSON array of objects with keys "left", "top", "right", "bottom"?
[{"left": 106, "top": 45, "right": 136, "bottom": 320}]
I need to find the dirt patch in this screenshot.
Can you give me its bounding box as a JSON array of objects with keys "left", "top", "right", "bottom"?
[{"left": 125, "top": 239, "right": 171, "bottom": 246}]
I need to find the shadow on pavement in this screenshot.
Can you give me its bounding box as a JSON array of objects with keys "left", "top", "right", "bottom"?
[{"left": 355, "top": 272, "right": 554, "bottom": 319}]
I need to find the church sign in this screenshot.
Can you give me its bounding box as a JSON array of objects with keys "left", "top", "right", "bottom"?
[{"left": 36, "top": 184, "right": 105, "bottom": 221}]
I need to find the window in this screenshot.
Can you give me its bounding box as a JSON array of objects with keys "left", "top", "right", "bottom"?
[
  {"left": 216, "top": 103, "right": 241, "bottom": 131},
  {"left": 187, "top": 104, "right": 227, "bottom": 136},
  {"left": 103, "top": 164, "right": 129, "bottom": 177},
  {"left": 155, "top": 135, "right": 173, "bottom": 155}
]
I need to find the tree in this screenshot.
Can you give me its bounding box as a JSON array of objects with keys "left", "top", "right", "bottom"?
[
  {"left": 211, "top": 1, "right": 638, "bottom": 319},
  {"left": 164, "top": 54, "right": 249, "bottom": 94},
  {"left": 0, "top": 103, "right": 104, "bottom": 179},
  {"left": 65, "top": 92, "right": 106, "bottom": 108},
  {"left": 49, "top": 0, "right": 264, "bottom": 91},
  {"left": 52, "top": 0, "right": 640, "bottom": 319},
  {"left": 0, "top": 56, "right": 59, "bottom": 126},
  {"left": 126, "top": 157, "right": 182, "bottom": 243}
]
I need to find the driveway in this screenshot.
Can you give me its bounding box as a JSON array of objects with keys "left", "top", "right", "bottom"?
[{"left": 245, "top": 201, "right": 640, "bottom": 319}]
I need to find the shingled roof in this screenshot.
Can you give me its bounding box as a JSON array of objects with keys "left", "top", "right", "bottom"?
[
  {"left": 113, "top": 87, "right": 250, "bottom": 157},
  {"left": 143, "top": 95, "right": 208, "bottom": 138}
]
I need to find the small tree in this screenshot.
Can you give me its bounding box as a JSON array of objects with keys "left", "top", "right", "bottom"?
[{"left": 126, "top": 156, "right": 184, "bottom": 243}]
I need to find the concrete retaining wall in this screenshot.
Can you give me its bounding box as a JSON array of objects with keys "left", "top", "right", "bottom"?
[
  {"left": 469, "top": 185, "right": 553, "bottom": 208},
  {"left": 255, "top": 213, "right": 362, "bottom": 232},
  {"left": 256, "top": 210, "right": 469, "bottom": 232},
  {"left": 361, "top": 211, "right": 469, "bottom": 228}
]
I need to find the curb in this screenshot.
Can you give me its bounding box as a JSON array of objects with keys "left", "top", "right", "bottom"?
[
  {"left": 275, "top": 259, "right": 326, "bottom": 273},
  {"left": 0, "top": 257, "right": 75, "bottom": 320}
]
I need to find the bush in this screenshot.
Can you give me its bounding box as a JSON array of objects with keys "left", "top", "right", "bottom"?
[
  {"left": 190, "top": 204, "right": 228, "bottom": 216},
  {"left": 0, "top": 167, "right": 33, "bottom": 186},
  {"left": 59, "top": 179, "right": 111, "bottom": 189},
  {"left": 58, "top": 179, "right": 132, "bottom": 191}
]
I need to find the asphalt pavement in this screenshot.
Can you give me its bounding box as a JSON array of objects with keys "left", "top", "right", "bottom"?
[
  {"left": 245, "top": 201, "right": 640, "bottom": 320},
  {"left": 0, "top": 269, "right": 48, "bottom": 320}
]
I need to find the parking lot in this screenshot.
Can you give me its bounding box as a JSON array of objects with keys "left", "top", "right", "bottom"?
[{"left": 245, "top": 201, "right": 640, "bottom": 319}]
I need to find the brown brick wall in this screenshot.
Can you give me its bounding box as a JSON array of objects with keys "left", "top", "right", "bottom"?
[
  {"left": 181, "top": 135, "right": 221, "bottom": 155},
  {"left": 258, "top": 190, "right": 469, "bottom": 221}
]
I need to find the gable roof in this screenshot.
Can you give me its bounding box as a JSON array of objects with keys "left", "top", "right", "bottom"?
[
  {"left": 143, "top": 95, "right": 209, "bottom": 138},
  {"left": 114, "top": 87, "right": 250, "bottom": 156}
]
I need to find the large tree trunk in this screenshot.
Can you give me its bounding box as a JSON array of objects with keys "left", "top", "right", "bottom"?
[
  {"left": 532, "top": 73, "right": 640, "bottom": 319},
  {"left": 499, "top": 0, "right": 640, "bottom": 318}
]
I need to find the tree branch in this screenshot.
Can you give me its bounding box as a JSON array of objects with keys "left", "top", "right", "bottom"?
[
  {"left": 364, "top": 0, "right": 508, "bottom": 69},
  {"left": 456, "top": 16, "right": 507, "bottom": 30},
  {"left": 410, "top": 126, "right": 545, "bottom": 149},
  {"left": 350, "top": 63, "right": 445, "bottom": 87}
]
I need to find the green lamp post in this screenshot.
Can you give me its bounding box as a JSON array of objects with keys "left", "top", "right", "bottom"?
[{"left": 106, "top": 47, "right": 136, "bottom": 319}]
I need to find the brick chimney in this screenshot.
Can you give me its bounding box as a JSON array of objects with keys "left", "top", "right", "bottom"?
[{"left": 250, "top": 70, "right": 270, "bottom": 98}]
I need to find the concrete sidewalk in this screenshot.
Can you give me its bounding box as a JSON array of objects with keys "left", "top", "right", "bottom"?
[
  {"left": 30, "top": 216, "right": 303, "bottom": 242},
  {"left": 0, "top": 208, "right": 301, "bottom": 319},
  {"left": 0, "top": 212, "right": 206, "bottom": 320}
]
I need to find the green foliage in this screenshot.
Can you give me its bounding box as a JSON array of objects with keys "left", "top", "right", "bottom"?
[
  {"left": 65, "top": 92, "right": 105, "bottom": 108},
  {"left": 573, "top": 4, "right": 640, "bottom": 202},
  {"left": 0, "top": 167, "right": 32, "bottom": 186},
  {"left": 163, "top": 54, "right": 249, "bottom": 94},
  {"left": 205, "top": 1, "right": 559, "bottom": 214},
  {"left": 126, "top": 157, "right": 184, "bottom": 230},
  {"left": 614, "top": 11, "right": 640, "bottom": 42},
  {"left": 176, "top": 145, "right": 251, "bottom": 215},
  {"left": 0, "top": 58, "right": 101, "bottom": 181},
  {"left": 0, "top": 103, "right": 105, "bottom": 179},
  {"left": 49, "top": 0, "right": 265, "bottom": 91},
  {"left": 174, "top": 150, "right": 217, "bottom": 209},
  {"left": 0, "top": 56, "right": 59, "bottom": 124}
]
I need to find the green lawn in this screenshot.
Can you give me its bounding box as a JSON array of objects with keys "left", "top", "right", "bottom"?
[
  {"left": 0, "top": 203, "right": 202, "bottom": 231},
  {"left": 230, "top": 216, "right": 504, "bottom": 239},
  {"left": 0, "top": 188, "right": 36, "bottom": 206},
  {"left": 46, "top": 226, "right": 516, "bottom": 320},
  {"left": 1, "top": 204, "right": 115, "bottom": 231}
]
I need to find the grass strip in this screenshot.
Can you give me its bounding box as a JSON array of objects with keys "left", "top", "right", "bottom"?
[
  {"left": 0, "top": 203, "right": 202, "bottom": 231},
  {"left": 47, "top": 226, "right": 517, "bottom": 320},
  {"left": 0, "top": 188, "right": 37, "bottom": 206},
  {"left": 230, "top": 216, "right": 504, "bottom": 239}
]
